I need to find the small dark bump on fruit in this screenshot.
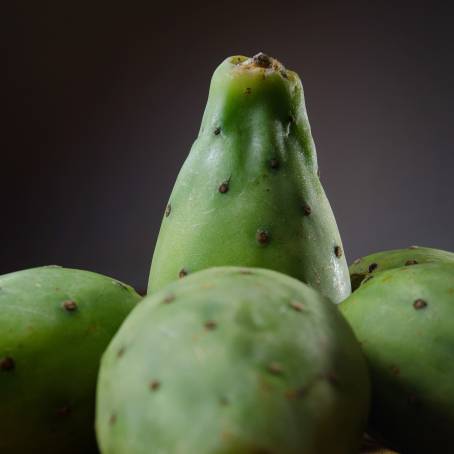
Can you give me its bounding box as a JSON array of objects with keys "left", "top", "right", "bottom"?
[
  {"left": 165, "top": 204, "right": 171, "bottom": 217},
  {"left": 0, "top": 356, "right": 15, "bottom": 371},
  {"left": 289, "top": 300, "right": 304, "bottom": 312},
  {"left": 302, "top": 203, "right": 312, "bottom": 216},
  {"left": 204, "top": 320, "right": 217, "bottom": 330},
  {"left": 269, "top": 158, "right": 280, "bottom": 170},
  {"left": 256, "top": 229, "right": 270, "bottom": 245},
  {"left": 219, "top": 397, "right": 230, "bottom": 406},
  {"left": 368, "top": 263, "right": 378, "bottom": 273},
  {"left": 62, "top": 300, "right": 78, "bottom": 312},
  {"left": 317, "top": 168, "right": 321, "bottom": 178},
  {"left": 214, "top": 127, "right": 221, "bottom": 135},
  {"left": 267, "top": 362, "right": 283, "bottom": 375},
  {"left": 245, "top": 87, "right": 252, "bottom": 95},
  {"left": 149, "top": 380, "right": 161, "bottom": 391},
  {"left": 239, "top": 269, "right": 253, "bottom": 275},
  {"left": 405, "top": 259, "right": 418, "bottom": 266},
  {"left": 413, "top": 299, "right": 427, "bottom": 310},
  {"left": 179, "top": 268, "right": 188, "bottom": 278},
  {"left": 109, "top": 414, "right": 117, "bottom": 426},
  {"left": 117, "top": 347, "right": 125, "bottom": 358},
  {"left": 218, "top": 181, "right": 229, "bottom": 193},
  {"left": 334, "top": 246, "right": 343, "bottom": 258}
]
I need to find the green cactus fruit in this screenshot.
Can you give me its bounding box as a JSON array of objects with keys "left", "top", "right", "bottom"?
[
  {"left": 148, "top": 53, "right": 350, "bottom": 303},
  {"left": 350, "top": 246, "right": 454, "bottom": 291},
  {"left": 0, "top": 266, "right": 140, "bottom": 454},
  {"left": 340, "top": 262, "right": 454, "bottom": 453},
  {"left": 97, "top": 266, "right": 370, "bottom": 454}
]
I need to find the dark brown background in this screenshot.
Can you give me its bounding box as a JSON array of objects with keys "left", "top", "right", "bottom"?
[{"left": 3, "top": 1, "right": 454, "bottom": 291}]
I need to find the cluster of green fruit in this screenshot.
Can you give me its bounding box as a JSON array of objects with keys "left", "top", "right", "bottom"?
[{"left": 1, "top": 53, "right": 453, "bottom": 454}]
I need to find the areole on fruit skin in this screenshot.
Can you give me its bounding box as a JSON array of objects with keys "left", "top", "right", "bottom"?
[
  {"left": 148, "top": 53, "right": 350, "bottom": 303},
  {"left": 96, "top": 266, "right": 370, "bottom": 454}
]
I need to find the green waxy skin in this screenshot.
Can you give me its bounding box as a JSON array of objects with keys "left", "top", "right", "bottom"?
[
  {"left": 148, "top": 53, "right": 350, "bottom": 303},
  {"left": 349, "top": 246, "right": 454, "bottom": 291},
  {"left": 340, "top": 263, "right": 454, "bottom": 453},
  {"left": 97, "top": 267, "right": 370, "bottom": 454},
  {"left": 0, "top": 266, "right": 140, "bottom": 454}
]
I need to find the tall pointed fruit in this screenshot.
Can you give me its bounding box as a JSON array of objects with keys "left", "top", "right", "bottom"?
[
  {"left": 0, "top": 266, "right": 140, "bottom": 454},
  {"left": 148, "top": 53, "right": 350, "bottom": 303},
  {"left": 97, "top": 267, "right": 370, "bottom": 454}
]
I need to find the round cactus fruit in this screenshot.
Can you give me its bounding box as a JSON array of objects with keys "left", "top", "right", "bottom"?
[
  {"left": 340, "top": 262, "right": 454, "bottom": 453},
  {"left": 0, "top": 266, "right": 140, "bottom": 454},
  {"left": 148, "top": 53, "right": 351, "bottom": 303},
  {"left": 97, "top": 267, "right": 369, "bottom": 454},
  {"left": 350, "top": 246, "right": 454, "bottom": 291}
]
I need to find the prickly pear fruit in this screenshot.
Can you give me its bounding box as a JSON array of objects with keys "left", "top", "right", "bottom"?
[
  {"left": 340, "top": 262, "right": 454, "bottom": 453},
  {"left": 350, "top": 246, "right": 454, "bottom": 290},
  {"left": 0, "top": 266, "right": 140, "bottom": 454},
  {"left": 97, "top": 266, "right": 369, "bottom": 454},
  {"left": 148, "top": 53, "right": 350, "bottom": 303}
]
